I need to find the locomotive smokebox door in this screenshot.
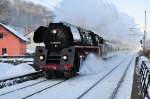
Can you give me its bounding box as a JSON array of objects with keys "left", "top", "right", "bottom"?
[
  {"left": 34, "top": 46, "right": 48, "bottom": 70},
  {"left": 60, "top": 47, "right": 76, "bottom": 72}
]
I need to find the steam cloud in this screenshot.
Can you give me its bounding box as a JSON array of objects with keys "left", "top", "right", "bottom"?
[
  {"left": 55, "top": 0, "right": 142, "bottom": 49},
  {"left": 79, "top": 53, "right": 105, "bottom": 75}
]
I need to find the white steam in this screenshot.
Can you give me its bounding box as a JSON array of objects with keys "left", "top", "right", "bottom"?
[
  {"left": 55, "top": 0, "right": 142, "bottom": 49},
  {"left": 25, "top": 0, "right": 62, "bottom": 11},
  {"left": 79, "top": 53, "right": 105, "bottom": 75}
]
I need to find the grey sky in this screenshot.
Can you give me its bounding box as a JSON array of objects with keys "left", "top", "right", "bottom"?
[{"left": 109, "top": 0, "right": 150, "bottom": 34}]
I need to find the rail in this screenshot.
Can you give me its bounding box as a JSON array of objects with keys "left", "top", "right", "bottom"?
[{"left": 0, "top": 71, "right": 43, "bottom": 89}]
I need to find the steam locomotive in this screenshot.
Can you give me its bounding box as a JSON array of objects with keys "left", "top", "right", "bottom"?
[{"left": 33, "top": 22, "right": 112, "bottom": 79}]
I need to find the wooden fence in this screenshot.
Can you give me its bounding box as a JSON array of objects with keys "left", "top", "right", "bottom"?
[{"left": 0, "top": 55, "right": 33, "bottom": 65}]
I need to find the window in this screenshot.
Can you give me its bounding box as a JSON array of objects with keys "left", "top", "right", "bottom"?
[
  {"left": 2, "top": 48, "right": 7, "bottom": 55},
  {"left": 0, "top": 33, "right": 3, "bottom": 39}
]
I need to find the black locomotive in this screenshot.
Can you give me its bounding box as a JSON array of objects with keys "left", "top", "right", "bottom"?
[{"left": 33, "top": 22, "right": 104, "bottom": 79}]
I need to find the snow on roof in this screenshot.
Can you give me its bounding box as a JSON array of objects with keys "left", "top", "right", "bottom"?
[{"left": 0, "top": 23, "right": 29, "bottom": 42}]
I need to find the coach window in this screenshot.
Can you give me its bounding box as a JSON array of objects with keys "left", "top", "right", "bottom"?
[{"left": 0, "top": 33, "right": 3, "bottom": 39}]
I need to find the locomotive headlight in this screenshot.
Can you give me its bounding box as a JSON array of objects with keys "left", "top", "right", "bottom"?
[
  {"left": 52, "top": 29, "right": 57, "bottom": 34},
  {"left": 62, "top": 55, "right": 68, "bottom": 61},
  {"left": 39, "top": 55, "right": 45, "bottom": 61}
]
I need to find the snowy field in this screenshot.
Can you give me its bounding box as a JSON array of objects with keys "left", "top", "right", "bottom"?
[{"left": 0, "top": 52, "right": 136, "bottom": 99}]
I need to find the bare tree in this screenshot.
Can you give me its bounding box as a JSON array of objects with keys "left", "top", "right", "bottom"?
[
  {"left": 0, "top": 0, "right": 54, "bottom": 32},
  {"left": 0, "top": 0, "right": 11, "bottom": 24}
]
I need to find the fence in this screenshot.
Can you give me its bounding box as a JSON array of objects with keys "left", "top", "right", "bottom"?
[
  {"left": 139, "top": 61, "right": 150, "bottom": 98},
  {"left": 0, "top": 55, "right": 34, "bottom": 65}
]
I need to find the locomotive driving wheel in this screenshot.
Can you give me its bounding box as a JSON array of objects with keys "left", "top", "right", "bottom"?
[
  {"left": 44, "top": 70, "right": 54, "bottom": 79},
  {"left": 64, "top": 71, "right": 71, "bottom": 79},
  {"left": 64, "top": 70, "right": 76, "bottom": 79}
]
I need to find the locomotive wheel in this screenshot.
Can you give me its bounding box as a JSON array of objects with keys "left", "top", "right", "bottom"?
[
  {"left": 33, "top": 64, "right": 41, "bottom": 71},
  {"left": 64, "top": 70, "right": 76, "bottom": 79},
  {"left": 64, "top": 71, "right": 73, "bottom": 79},
  {"left": 64, "top": 71, "right": 70, "bottom": 79},
  {"left": 55, "top": 72, "right": 64, "bottom": 78},
  {"left": 44, "top": 71, "right": 53, "bottom": 79}
]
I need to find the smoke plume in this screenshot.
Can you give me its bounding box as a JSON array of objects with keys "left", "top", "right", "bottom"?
[{"left": 55, "top": 0, "right": 142, "bottom": 49}]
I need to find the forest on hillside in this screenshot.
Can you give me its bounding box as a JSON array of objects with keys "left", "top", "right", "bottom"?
[{"left": 0, "top": 0, "right": 54, "bottom": 32}]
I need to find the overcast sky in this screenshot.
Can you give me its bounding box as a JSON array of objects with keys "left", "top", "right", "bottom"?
[{"left": 109, "top": 0, "right": 150, "bottom": 35}]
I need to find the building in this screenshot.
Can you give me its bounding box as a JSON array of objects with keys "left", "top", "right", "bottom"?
[
  {"left": 0, "top": 23, "right": 28, "bottom": 56},
  {"left": 26, "top": 31, "right": 44, "bottom": 54}
]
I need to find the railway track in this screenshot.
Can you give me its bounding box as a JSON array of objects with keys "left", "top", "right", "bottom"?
[
  {"left": 22, "top": 80, "right": 66, "bottom": 99},
  {"left": 18, "top": 55, "right": 130, "bottom": 99},
  {"left": 77, "top": 56, "right": 134, "bottom": 99},
  {"left": 0, "top": 79, "right": 67, "bottom": 99},
  {"left": 0, "top": 71, "right": 43, "bottom": 89},
  {"left": 0, "top": 79, "right": 47, "bottom": 96},
  {"left": 109, "top": 56, "right": 134, "bottom": 99}
]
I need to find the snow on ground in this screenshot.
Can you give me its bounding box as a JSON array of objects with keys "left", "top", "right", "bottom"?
[
  {"left": 0, "top": 63, "right": 36, "bottom": 80},
  {"left": 115, "top": 56, "right": 135, "bottom": 99},
  {"left": 0, "top": 63, "right": 14, "bottom": 75},
  {"left": 145, "top": 97, "right": 148, "bottom": 99},
  {"left": 0, "top": 78, "right": 46, "bottom": 95},
  {"left": 0, "top": 79, "right": 63, "bottom": 99},
  {"left": 0, "top": 52, "right": 135, "bottom": 99},
  {"left": 80, "top": 55, "right": 134, "bottom": 99},
  {"left": 27, "top": 52, "right": 133, "bottom": 99}
]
